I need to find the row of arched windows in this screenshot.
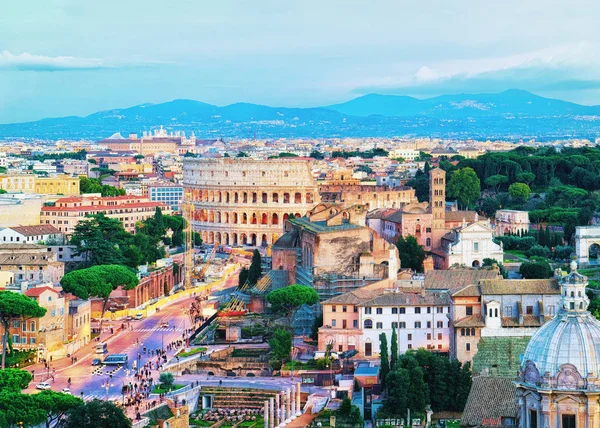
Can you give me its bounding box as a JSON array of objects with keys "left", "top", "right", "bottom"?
[{"left": 188, "top": 189, "right": 314, "bottom": 205}]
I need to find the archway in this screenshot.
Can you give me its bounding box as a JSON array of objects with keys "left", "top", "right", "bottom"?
[
  {"left": 223, "top": 232, "right": 229, "bottom": 246},
  {"left": 472, "top": 260, "right": 480, "bottom": 268},
  {"left": 209, "top": 232, "right": 214, "bottom": 244},
  {"left": 272, "top": 213, "right": 279, "bottom": 225},
  {"left": 283, "top": 213, "right": 289, "bottom": 222},
  {"left": 232, "top": 233, "right": 238, "bottom": 246},
  {"left": 242, "top": 213, "right": 248, "bottom": 224},
  {"left": 261, "top": 213, "right": 268, "bottom": 225},
  {"left": 251, "top": 213, "right": 257, "bottom": 225},
  {"left": 272, "top": 193, "right": 279, "bottom": 203},
  {"left": 215, "top": 232, "right": 221, "bottom": 244},
  {"left": 233, "top": 212, "right": 238, "bottom": 224},
  {"left": 261, "top": 234, "right": 268, "bottom": 247},
  {"left": 224, "top": 212, "right": 230, "bottom": 224},
  {"left": 250, "top": 233, "right": 257, "bottom": 246},
  {"left": 241, "top": 234, "right": 248, "bottom": 246},
  {"left": 589, "top": 243, "right": 600, "bottom": 261},
  {"left": 575, "top": 226, "right": 600, "bottom": 264}
]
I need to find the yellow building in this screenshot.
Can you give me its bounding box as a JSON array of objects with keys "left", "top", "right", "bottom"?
[{"left": 0, "top": 174, "right": 80, "bottom": 196}]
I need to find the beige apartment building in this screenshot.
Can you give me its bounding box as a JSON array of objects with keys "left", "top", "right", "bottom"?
[
  {"left": 40, "top": 195, "right": 171, "bottom": 236},
  {"left": 0, "top": 174, "right": 80, "bottom": 196}
]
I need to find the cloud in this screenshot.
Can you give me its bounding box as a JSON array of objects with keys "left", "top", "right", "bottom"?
[
  {"left": 0, "top": 51, "right": 170, "bottom": 72},
  {"left": 352, "top": 42, "right": 600, "bottom": 98}
]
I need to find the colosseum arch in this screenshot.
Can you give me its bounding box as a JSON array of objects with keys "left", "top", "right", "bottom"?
[
  {"left": 261, "top": 213, "right": 268, "bottom": 225},
  {"left": 252, "top": 192, "right": 257, "bottom": 203},
  {"left": 242, "top": 213, "right": 248, "bottom": 224},
  {"left": 283, "top": 192, "right": 290, "bottom": 203},
  {"left": 232, "top": 233, "right": 238, "bottom": 246},
  {"left": 224, "top": 212, "right": 230, "bottom": 224},
  {"left": 250, "top": 233, "right": 257, "bottom": 246},
  {"left": 234, "top": 192, "right": 239, "bottom": 203},
  {"left": 208, "top": 191, "right": 214, "bottom": 202},
  {"left": 283, "top": 213, "right": 289, "bottom": 222},
  {"left": 262, "top": 192, "right": 268, "bottom": 203},
  {"left": 233, "top": 212, "right": 238, "bottom": 224},
  {"left": 217, "top": 191, "right": 222, "bottom": 203},
  {"left": 209, "top": 231, "right": 214, "bottom": 243},
  {"left": 251, "top": 213, "right": 257, "bottom": 225},
  {"left": 261, "top": 234, "right": 268, "bottom": 247},
  {"left": 223, "top": 232, "right": 229, "bottom": 245},
  {"left": 272, "top": 213, "right": 279, "bottom": 225},
  {"left": 240, "top": 233, "right": 248, "bottom": 245},
  {"left": 294, "top": 192, "right": 302, "bottom": 204},
  {"left": 215, "top": 232, "right": 222, "bottom": 244},
  {"left": 242, "top": 192, "right": 248, "bottom": 203},
  {"left": 209, "top": 211, "right": 215, "bottom": 223},
  {"left": 202, "top": 231, "right": 208, "bottom": 243},
  {"left": 272, "top": 192, "right": 279, "bottom": 203},
  {"left": 215, "top": 212, "right": 221, "bottom": 223},
  {"left": 225, "top": 192, "right": 230, "bottom": 203}
]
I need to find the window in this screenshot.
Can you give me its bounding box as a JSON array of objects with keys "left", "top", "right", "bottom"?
[
  {"left": 338, "top": 345, "right": 343, "bottom": 352},
  {"left": 437, "top": 306, "right": 443, "bottom": 313},
  {"left": 530, "top": 411, "right": 538, "bottom": 428},
  {"left": 376, "top": 322, "right": 383, "bottom": 329},
  {"left": 51, "top": 309, "right": 56, "bottom": 317},
  {"left": 392, "top": 307, "right": 398, "bottom": 314},
  {"left": 548, "top": 305, "right": 555, "bottom": 316},
  {"left": 353, "top": 306, "right": 358, "bottom": 313},
  {"left": 473, "top": 242, "right": 479, "bottom": 251},
  {"left": 526, "top": 306, "right": 534, "bottom": 315},
  {"left": 342, "top": 306, "right": 347, "bottom": 313},
  {"left": 331, "top": 319, "right": 336, "bottom": 327},
  {"left": 438, "top": 333, "right": 443, "bottom": 340},
  {"left": 466, "top": 306, "right": 473, "bottom": 316},
  {"left": 30, "top": 337, "right": 36, "bottom": 344},
  {"left": 399, "top": 322, "right": 406, "bottom": 329},
  {"left": 427, "top": 321, "right": 431, "bottom": 328},
  {"left": 12, "top": 320, "right": 20, "bottom": 328},
  {"left": 466, "top": 343, "right": 471, "bottom": 352},
  {"left": 562, "top": 415, "right": 576, "bottom": 428},
  {"left": 504, "top": 306, "right": 512, "bottom": 317},
  {"left": 342, "top": 319, "right": 347, "bottom": 329},
  {"left": 415, "top": 322, "right": 421, "bottom": 328},
  {"left": 427, "top": 333, "right": 432, "bottom": 340},
  {"left": 12, "top": 335, "right": 19, "bottom": 343},
  {"left": 60, "top": 307, "right": 64, "bottom": 316},
  {"left": 365, "top": 307, "right": 372, "bottom": 315},
  {"left": 436, "top": 321, "right": 443, "bottom": 328},
  {"left": 353, "top": 320, "right": 358, "bottom": 328},
  {"left": 415, "top": 307, "right": 421, "bottom": 314},
  {"left": 21, "top": 337, "right": 26, "bottom": 344},
  {"left": 30, "top": 321, "right": 35, "bottom": 332},
  {"left": 392, "top": 322, "right": 398, "bottom": 329},
  {"left": 427, "top": 307, "right": 431, "bottom": 314},
  {"left": 376, "top": 308, "right": 383, "bottom": 315},
  {"left": 364, "top": 319, "right": 373, "bottom": 329},
  {"left": 332, "top": 306, "right": 336, "bottom": 313},
  {"left": 407, "top": 344, "right": 413, "bottom": 349},
  {"left": 399, "top": 307, "right": 406, "bottom": 314}
]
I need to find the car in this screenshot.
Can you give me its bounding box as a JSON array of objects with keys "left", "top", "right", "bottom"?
[
  {"left": 160, "top": 321, "right": 169, "bottom": 328},
  {"left": 36, "top": 382, "right": 51, "bottom": 390},
  {"left": 125, "top": 315, "right": 133, "bottom": 321},
  {"left": 134, "top": 313, "right": 143, "bottom": 320},
  {"left": 61, "top": 388, "right": 71, "bottom": 395},
  {"left": 92, "top": 358, "right": 101, "bottom": 366}
]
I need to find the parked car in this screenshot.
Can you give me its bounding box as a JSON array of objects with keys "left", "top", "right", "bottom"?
[
  {"left": 125, "top": 315, "right": 133, "bottom": 321},
  {"left": 92, "top": 358, "right": 102, "bottom": 366},
  {"left": 36, "top": 382, "right": 51, "bottom": 390},
  {"left": 61, "top": 388, "right": 71, "bottom": 395},
  {"left": 160, "top": 321, "right": 169, "bottom": 328},
  {"left": 134, "top": 313, "right": 143, "bottom": 320}
]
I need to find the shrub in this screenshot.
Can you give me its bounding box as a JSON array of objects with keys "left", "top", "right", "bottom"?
[{"left": 525, "top": 245, "right": 551, "bottom": 259}]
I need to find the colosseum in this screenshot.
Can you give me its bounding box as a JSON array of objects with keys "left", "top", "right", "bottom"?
[{"left": 183, "top": 158, "right": 320, "bottom": 246}]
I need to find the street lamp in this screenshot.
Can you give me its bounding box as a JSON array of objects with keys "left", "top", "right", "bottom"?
[{"left": 103, "top": 376, "right": 114, "bottom": 401}]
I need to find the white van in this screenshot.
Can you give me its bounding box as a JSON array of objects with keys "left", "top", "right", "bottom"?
[
  {"left": 96, "top": 342, "right": 108, "bottom": 354},
  {"left": 134, "top": 312, "right": 143, "bottom": 320}
]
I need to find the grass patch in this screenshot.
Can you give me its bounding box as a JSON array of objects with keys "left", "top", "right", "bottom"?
[
  {"left": 580, "top": 268, "right": 600, "bottom": 277},
  {"left": 283, "top": 359, "right": 318, "bottom": 370},
  {"left": 505, "top": 250, "right": 526, "bottom": 258},
  {"left": 152, "top": 383, "right": 185, "bottom": 394},
  {"left": 231, "top": 348, "right": 268, "bottom": 358},
  {"left": 177, "top": 347, "right": 207, "bottom": 358}
]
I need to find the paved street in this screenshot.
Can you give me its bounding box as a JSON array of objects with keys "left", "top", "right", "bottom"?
[{"left": 25, "top": 263, "right": 242, "bottom": 403}]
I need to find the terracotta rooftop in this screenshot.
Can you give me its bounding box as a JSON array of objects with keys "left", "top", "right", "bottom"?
[
  {"left": 460, "top": 376, "right": 517, "bottom": 427},
  {"left": 360, "top": 290, "right": 450, "bottom": 307},
  {"left": 479, "top": 279, "right": 560, "bottom": 295},
  {"left": 7, "top": 225, "right": 60, "bottom": 236},
  {"left": 25, "top": 286, "right": 58, "bottom": 297},
  {"left": 424, "top": 269, "right": 501, "bottom": 291},
  {"left": 42, "top": 201, "right": 168, "bottom": 212},
  {"left": 453, "top": 314, "right": 485, "bottom": 328},
  {"left": 445, "top": 210, "right": 480, "bottom": 223}
]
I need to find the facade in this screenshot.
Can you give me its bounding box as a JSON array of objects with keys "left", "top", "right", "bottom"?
[
  {"left": 0, "top": 244, "right": 64, "bottom": 284},
  {"left": 40, "top": 195, "right": 171, "bottom": 236},
  {"left": 66, "top": 299, "right": 91, "bottom": 355},
  {"left": 436, "top": 220, "right": 504, "bottom": 269},
  {"left": 495, "top": 210, "right": 530, "bottom": 236},
  {"left": 98, "top": 128, "right": 198, "bottom": 156},
  {"left": 319, "top": 286, "right": 451, "bottom": 357},
  {"left": 0, "top": 174, "right": 79, "bottom": 196},
  {"left": 148, "top": 183, "right": 184, "bottom": 212},
  {"left": 318, "top": 183, "right": 415, "bottom": 210},
  {"left": 449, "top": 277, "right": 561, "bottom": 364},
  {"left": 516, "top": 262, "right": 600, "bottom": 428},
  {"left": 183, "top": 158, "right": 320, "bottom": 246},
  {"left": 0, "top": 225, "right": 63, "bottom": 245},
  {"left": 0, "top": 195, "right": 44, "bottom": 227}
]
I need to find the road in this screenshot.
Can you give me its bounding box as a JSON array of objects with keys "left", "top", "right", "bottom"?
[{"left": 26, "top": 264, "right": 242, "bottom": 403}]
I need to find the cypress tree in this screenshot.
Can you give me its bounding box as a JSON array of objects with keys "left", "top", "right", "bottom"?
[
  {"left": 379, "top": 333, "right": 390, "bottom": 390},
  {"left": 390, "top": 327, "right": 398, "bottom": 371},
  {"left": 247, "top": 249, "right": 262, "bottom": 285}
]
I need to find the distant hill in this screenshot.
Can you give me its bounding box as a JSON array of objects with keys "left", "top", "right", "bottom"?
[{"left": 1, "top": 90, "right": 599, "bottom": 141}]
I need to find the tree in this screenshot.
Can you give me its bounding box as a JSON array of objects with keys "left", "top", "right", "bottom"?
[
  {"left": 485, "top": 174, "right": 508, "bottom": 193},
  {"left": 395, "top": 235, "right": 425, "bottom": 272},
  {"left": 384, "top": 368, "right": 410, "bottom": 417},
  {"left": 238, "top": 267, "right": 249, "bottom": 287},
  {"left": 339, "top": 397, "right": 352, "bottom": 416},
  {"left": 268, "top": 328, "right": 292, "bottom": 365},
  {"left": 62, "top": 399, "right": 131, "bottom": 428},
  {"left": 309, "top": 150, "right": 325, "bottom": 160},
  {"left": 35, "top": 390, "right": 83, "bottom": 428},
  {"left": 0, "top": 368, "right": 32, "bottom": 391},
  {"left": 310, "top": 313, "right": 323, "bottom": 341},
  {"left": 193, "top": 232, "right": 203, "bottom": 246},
  {"left": 70, "top": 213, "right": 131, "bottom": 266},
  {"left": 0, "top": 391, "right": 46, "bottom": 427},
  {"left": 447, "top": 167, "right": 481, "bottom": 209},
  {"left": 60, "top": 265, "right": 138, "bottom": 328},
  {"left": 516, "top": 172, "right": 536, "bottom": 186},
  {"left": 159, "top": 372, "right": 174, "bottom": 389},
  {"left": 519, "top": 260, "right": 553, "bottom": 279},
  {"left": 379, "top": 333, "right": 390, "bottom": 390},
  {"left": 390, "top": 327, "right": 398, "bottom": 371},
  {"left": 0, "top": 292, "right": 46, "bottom": 369},
  {"left": 400, "top": 355, "right": 428, "bottom": 414},
  {"left": 508, "top": 182, "right": 531, "bottom": 202},
  {"left": 247, "top": 249, "right": 262, "bottom": 285},
  {"left": 266, "top": 285, "right": 319, "bottom": 322}
]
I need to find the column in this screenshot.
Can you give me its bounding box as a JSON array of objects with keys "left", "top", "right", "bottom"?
[
  {"left": 269, "top": 397, "right": 275, "bottom": 428},
  {"left": 264, "top": 401, "right": 268, "bottom": 428},
  {"left": 275, "top": 393, "right": 280, "bottom": 427},
  {"left": 286, "top": 388, "right": 291, "bottom": 422},
  {"left": 280, "top": 392, "right": 285, "bottom": 426},
  {"left": 291, "top": 385, "right": 297, "bottom": 420},
  {"left": 296, "top": 382, "right": 302, "bottom": 416}
]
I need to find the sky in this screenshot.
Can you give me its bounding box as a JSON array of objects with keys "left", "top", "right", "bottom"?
[{"left": 1, "top": 0, "right": 599, "bottom": 123}]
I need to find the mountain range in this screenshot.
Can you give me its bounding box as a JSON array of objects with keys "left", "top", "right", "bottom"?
[{"left": 1, "top": 90, "right": 599, "bottom": 141}]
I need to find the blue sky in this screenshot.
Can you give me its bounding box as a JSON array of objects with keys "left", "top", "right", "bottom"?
[{"left": 1, "top": 0, "right": 599, "bottom": 123}]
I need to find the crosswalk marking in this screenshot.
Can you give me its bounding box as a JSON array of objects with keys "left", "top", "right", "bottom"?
[{"left": 132, "top": 328, "right": 184, "bottom": 332}]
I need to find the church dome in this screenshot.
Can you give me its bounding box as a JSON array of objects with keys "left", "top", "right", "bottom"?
[{"left": 521, "top": 261, "right": 600, "bottom": 382}]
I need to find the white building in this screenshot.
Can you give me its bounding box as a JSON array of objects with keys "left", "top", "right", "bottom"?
[
  {"left": 495, "top": 210, "right": 530, "bottom": 236},
  {"left": 388, "top": 148, "right": 419, "bottom": 161},
  {"left": 0, "top": 225, "right": 63, "bottom": 245},
  {"left": 443, "top": 221, "right": 504, "bottom": 268}
]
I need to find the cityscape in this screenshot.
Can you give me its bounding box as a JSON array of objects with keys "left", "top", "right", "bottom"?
[{"left": 1, "top": 2, "right": 600, "bottom": 428}]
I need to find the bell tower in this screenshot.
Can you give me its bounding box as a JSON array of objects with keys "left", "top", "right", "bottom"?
[{"left": 429, "top": 168, "right": 446, "bottom": 249}]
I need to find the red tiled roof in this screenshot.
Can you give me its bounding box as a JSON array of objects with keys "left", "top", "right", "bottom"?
[
  {"left": 42, "top": 202, "right": 168, "bottom": 212},
  {"left": 25, "top": 287, "right": 58, "bottom": 297},
  {"left": 8, "top": 225, "right": 61, "bottom": 236}
]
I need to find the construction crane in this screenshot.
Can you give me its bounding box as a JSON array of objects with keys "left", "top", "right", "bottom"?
[{"left": 182, "top": 193, "right": 194, "bottom": 290}]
